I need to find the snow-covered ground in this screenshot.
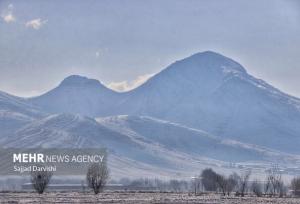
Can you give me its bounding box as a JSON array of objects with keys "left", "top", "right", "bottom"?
[{"left": 1, "top": 192, "right": 300, "bottom": 204}]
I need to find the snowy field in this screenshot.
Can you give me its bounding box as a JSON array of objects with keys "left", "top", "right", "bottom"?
[{"left": 1, "top": 192, "right": 300, "bottom": 204}]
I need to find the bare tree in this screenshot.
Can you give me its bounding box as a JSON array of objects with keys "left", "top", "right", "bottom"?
[
  {"left": 291, "top": 177, "right": 300, "bottom": 197},
  {"left": 216, "top": 174, "right": 227, "bottom": 196},
  {"left": 251, "top": 179, "right": 262, "bottom": 197},
  {"left": 236, "top": 170, "right": 251, "bottom": 197},
  {"left": 30, "top": 167, "right": 53, "bottom": 194},
  {"left": 81, "top": 180, "right": 86, "bottom": 193},
  {"left": 265, "top": 165, "right": 285, "bottom": 197},
  {"left": 191, "top": 176, "right": 202, "bottom": 195},
  {"left": 278, "top": 180, "right": 286, "bottom": 198},
  {"left": 86, "top": 162, "right": 109, "bottom": 194},
  {"left": 226, "top": 174, "right": 238, "bottom": 196}
]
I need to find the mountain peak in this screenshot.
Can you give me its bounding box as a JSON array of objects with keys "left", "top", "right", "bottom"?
[
  {"left": 189, "top": 50, "right": 229, "bottom": 59},
  {"left": 144, "top": 51, "right": 248, "bottom": 89},
  {"left": 59, "top": 75, "right": 103, "bottom": 87},
  {"left": 181, "top": 51, "right": 247, "bottom": 74},
  {"left": 194, "top": 50, "right": 222, "bottom": 56}
]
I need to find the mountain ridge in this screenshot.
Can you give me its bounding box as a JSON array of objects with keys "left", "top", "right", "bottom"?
[
  {"left": 1, "top": 51, "right": 300, "bottom": 177},
  {"left": 1, "top": 51, "right": 300, "bottom": 154}
]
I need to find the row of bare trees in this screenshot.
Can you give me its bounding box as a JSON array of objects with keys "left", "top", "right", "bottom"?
[
  {"left": 201, "top": 168, "right": 251, "bottom": 196},
  {"left": 28, "top": 163, "right": 300, "bottom": 197},
  {"left": 199, "top": 166, "right": 300, "bottom": 197},
  {"left": 30, "top": 161, "right": 109, "bottom": 194}
]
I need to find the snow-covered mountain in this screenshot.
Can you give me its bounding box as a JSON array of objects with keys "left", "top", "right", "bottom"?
[
  {"left": 4, "top": 113, "right": 284, "bottom": 162},
  {"left": 0, "top": 91, "right": 43, "bottom": 118},
  {"left": 114, "top": 51, "right": 300, "bottom": 154},
  {"left": 27, "top": 51, "right": 300, "bottom": 154},
  {"left": 96, "top": 115, "right": 296, "bottom": 163},
  {"left": 120, "top": 52, "right": 300, "bottom": 153},
  {"left": 0, "top": 91, "right": 44, "bottom": 140},
  {"left": 29, "top": 75, "right": 119, "bottom": 117},
  {"left": 2, "top": 113, "right": 297, "bottom": 178},
  {"left": 1, "top": 50, "right": 300, "bottom": 177}
]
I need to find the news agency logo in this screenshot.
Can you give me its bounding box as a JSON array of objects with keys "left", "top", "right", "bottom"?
[
  {"left": 12, "top": 153, "right": 105, "bottom": 163},
  {"left": 0, "top": 148, "right": 107, "bottom": 175}
]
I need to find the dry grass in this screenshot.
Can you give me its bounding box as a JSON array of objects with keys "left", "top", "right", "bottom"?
[{"left": 0, "top": 192, "right": 300, "bottom": 204}]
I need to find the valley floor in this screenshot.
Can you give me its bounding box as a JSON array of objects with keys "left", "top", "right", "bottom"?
[{"left": 0, "top": 192, "right": 300, "bottom": 204}]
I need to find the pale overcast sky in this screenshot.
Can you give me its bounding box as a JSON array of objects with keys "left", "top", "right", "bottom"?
[{"left": 0, "top": 0, "right": 299, "bottom": 97}]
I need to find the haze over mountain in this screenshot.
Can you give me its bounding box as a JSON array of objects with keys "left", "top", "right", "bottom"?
[
  {"left": 1, "top": 51, "right": 300, "bottom": 177},
  {"left": 115, "top": 51, "right": 300, "bottom": 153},
  {"left": 3, "top": 113, "right": 297, "bottom": 178},
  {"left": 27, "top": 51, "right": 300, "bottom": 154}
]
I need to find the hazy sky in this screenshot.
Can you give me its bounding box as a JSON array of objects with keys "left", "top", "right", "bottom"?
[{"left": 0, "top": 0, "right": 299, "bottom": 97}]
